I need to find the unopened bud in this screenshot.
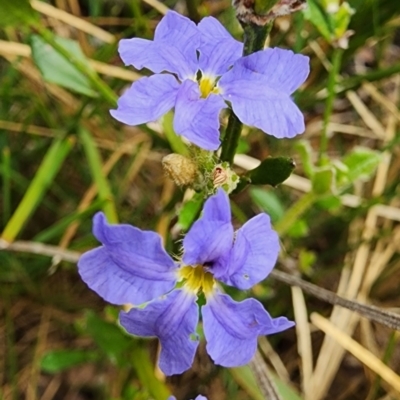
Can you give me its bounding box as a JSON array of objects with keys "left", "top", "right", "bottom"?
[
  {"left": 162, "top": 154, "right": 198, "bottom": 187},
  {"left": 212, "top": 164, "right": 239, "bottom": 193},
  {"left": 233, "top": 0, "right": 307, "bottom": 25}
]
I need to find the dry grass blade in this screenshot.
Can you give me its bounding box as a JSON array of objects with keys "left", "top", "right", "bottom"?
[
  {"left": 142, "top": 0, "right": 170, "bottom": 14},
  {"left": 30, "top": 0, "right": 115, "bottom": 43},
  {"left": 250, "top": 350, "right": 282, "bottom": 400},
  {"left": 234, "top": 154, "right": 400, "bottom": 222},
  {"left": 311, "top": 313, "right": 400, "bottom": 394},
  {"left": 0, "top": 239, "right": 80, "bottom": 263},
  {"left": 291, "top": 286, "right": 313, "bottom": 398},
  {"left": 0, "top": 40, "right": 141, "bottom": 81},
  {"left": 271, "top": 270, "right": 400, "bottom": 330}
]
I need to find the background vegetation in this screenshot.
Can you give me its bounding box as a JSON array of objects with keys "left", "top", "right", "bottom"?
[{"left": 1, "top": 0, "right": 400, "bottom": 399}]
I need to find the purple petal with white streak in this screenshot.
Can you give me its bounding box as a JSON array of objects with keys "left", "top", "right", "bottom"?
[
  {"left": 183, "top": 189, "right": 233, "bottom": 266},
  {"left": 215, "top": 214, "right": 280, "bottom": 289},
  {"left": 218, "top": 47, "right": 309, "bottom": 138},
  {"left": 198, "top": 17, "right": 243, "bottom": 75},
  {"left": 174, "top": 80, "right": 225, "bottom": 150},
  {"left": 219, "top": 75, "right": 305, "bottom": 138},
  {"left": 119, "top": 11, "right": 199, "bottom": 79},
  {"left": 224, "top": 48, "right": 310, "bottom": 94},
  {"left": 119, "top": 289, "right": 199, "bottom": 375},
  {"left": 110, "top": 74, "right": 179, "bottom": 126},
  {"left": 203, "top": 292, "right": 294, "bottom": 367},
  {"left": 78, "top": 212, "right": 177, "bottom": 305}
]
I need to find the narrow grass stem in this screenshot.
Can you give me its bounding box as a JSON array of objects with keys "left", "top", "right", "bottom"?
[
  {"left": 220, "top": 22, "right": 273, "bottom": 164},
  {"left": 319, "top": 48, "right": 343, "bottom": 163}
]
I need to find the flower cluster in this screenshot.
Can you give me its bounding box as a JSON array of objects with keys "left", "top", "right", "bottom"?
[
  {"left": 110, "top": 11, "right": 309, "bottom": 151},
  {"left": 78, "top": 189, "right": 294, "bottom": 375}
]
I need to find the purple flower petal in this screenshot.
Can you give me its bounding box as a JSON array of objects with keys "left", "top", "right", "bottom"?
[
  {"left": 183, "top": 189, "right": 233, "bottom": 266},
  {"left": 173, "top": 80, "right": 226, "bottom": 151},
  {"left": 215, "top": 214, "right": 280, "bottom": 289},
  {"left": 203, "top": 292, "right": 294, "bottom": 367},
  {"left": 110, "top": 74, "right": 179, "bottom": 126},
  {"left": 218, "top": 48, "right": 310, "bottom": 139},
  {"left": 119, "top": 11, "right": 199, "bottom": 80},
  {"left": 78, "top": 213, "right": 177, "bottom": 305},
  {"left": 119, "top": 289, "right": 199, "bottom": 375},
  {"left": 198, "top": 17, "right": 243, "bottom": 75}
]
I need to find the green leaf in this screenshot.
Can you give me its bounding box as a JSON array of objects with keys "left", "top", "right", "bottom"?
[
  {"left": 40, "top": 350, "right": 99, "bottom": 373},
  {"left": 250, "top": 188, "right": 285, "bottom": 223},
  {"left": 1, "top": 137, "right": 74, "bottom": 242},
  {"left": 246, "top": 157, "right": 296, "bottom": 187},
  {"left": 30, "top": 35, "right": 97, "bottom": 97},
  {"left": 178, "top": 194, "right": 204, "bottom": 230},
  {"left": 312, "top": 166, "right": 335, "bottom": 195},
  {"left": 303, "top": 0, "right": 335, "bottom": 42},
  {"left": 334, "top": 2, "right": 354, "bottom": 37},
  {"left": 287, "top": 219, "right": 309, "bottom": 238},
  {"left": 295, "top": 140, "right": 315, "bottom": 179},
  {"left": 230, "top": 366, "right": 264, "bottom": 400},
  {"left": 342, "top": 146, "right": 382, "bottom": 183},
  {"left": 316, "top": 194, "right": 342, "bottom": 210},
  {"left": 0, "top": 0, "right": 39, "bottom": 27},
  {"left": 299, "top": 249, "right": 316, "bottom": 274},
  {"left": 84, "top": 311, "right": 132, "bottom": 365},
  {"left": 162, "top": 111, "right": 189, "bottom": 156},
  {"left": 79, "top": 128, "right": 118, "bottom": 223}
]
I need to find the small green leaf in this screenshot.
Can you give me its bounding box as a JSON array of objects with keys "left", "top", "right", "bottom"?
[
  {"left": 316, "top": 194, "right": 342, "bottom": 210},
  {"left": 246, "top": 157, "right": 296, "bottom": 187},
  {"left": 312, "top": 166, "right": 335, "bottom": 195},
  {"left": 299, "top": 249, "right": 316, "bottom": 274},
  {"left": 250, "top": 188, "right": 285, "bottom": 223},
  {"left": 162, "top": 112, "right": 189, "bottom": 156},
  {"left": 30, "top": 35, "right": 97, "bottom": 97},
  {"left": 334, "top": 2, "right": 355, "bottom": 38},
  {"left": 0, "top": 0, "right": 39, "bottom": 27},
  {"left": 303, "top": 0, "right": 335, "bottom": 42},
  {"left": 287, "top": 219, "right": 309, "bottom": 238},
  {"left": 342, "top": 147, "right": 382, "bottom": 183},
  {"left": 295, "top": 140, "right": 315, "bottom": 179},
  {"left": 84, "top": 311, "right": 132, "bottom": 365},
  {"left": 178, "top": 194, "right": 204, "bottom": 230},
  {"left": 40, "top": 350, "right": 99, "bottom": 373}
]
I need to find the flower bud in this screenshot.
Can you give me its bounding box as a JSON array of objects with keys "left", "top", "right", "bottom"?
[
  {"left": 212, "top": 163, "right": 239, "bottom": 193},
  {"left": 162, "top": 154, "right": 198, "bottom": 187}
]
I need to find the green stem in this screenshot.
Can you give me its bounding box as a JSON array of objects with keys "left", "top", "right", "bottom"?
[
  {"left": 220, "top": 22, "right": 273, "bottom": 164},
  {"left": 274, "top": 192, "right": 317, "bottom": 236},
  {"left": 185, "top": 0, "right": 201, "bottom": 23},
  {"left": 319, "top": 48, "right": 343, "bottom": 164},
  {"left": 36, "top": 27, "right": 118, "bottom": 106}
]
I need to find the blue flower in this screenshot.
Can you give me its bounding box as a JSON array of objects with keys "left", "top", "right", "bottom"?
[
  {"left": 110, "top": 11, "right": 309, "bottom": 151},
  {"left": 78, "top": 189, "right": 294, "bottom": 375},
  {"left": 168, "top": 396, "right": 207, "bottom": 400}
]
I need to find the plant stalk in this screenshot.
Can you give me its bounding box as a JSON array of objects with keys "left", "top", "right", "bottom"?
[{"left": 319, "top": 47, "right": 343, "bottom": 164}]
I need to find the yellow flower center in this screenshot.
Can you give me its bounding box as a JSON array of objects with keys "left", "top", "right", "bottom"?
[
  {"left": 199, "top": 76, "right": 220, "bottom": 98},
  {"left": 179, "top": 265, "right": 215, "bottom": 294}
]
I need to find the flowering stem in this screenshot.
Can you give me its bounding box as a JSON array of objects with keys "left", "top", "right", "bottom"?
[
  {"left": 220, "top": 22, "right": 273, "bottom": 165},
  {"left": 319, "top": 47, "right": 343, "bottom": 164}
]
